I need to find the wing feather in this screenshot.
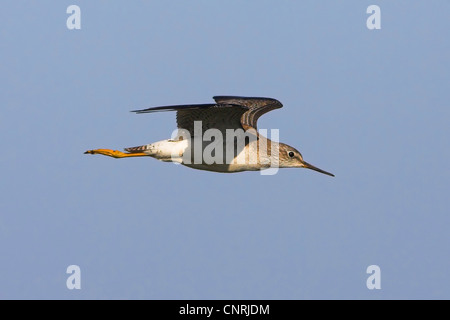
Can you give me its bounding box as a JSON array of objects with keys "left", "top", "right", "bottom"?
[
  {"left": 213, "top": 96, "right": 283, "bottom": 129},
  {"left": 132, "top": 96, "right": 283, "bottom": 134}
]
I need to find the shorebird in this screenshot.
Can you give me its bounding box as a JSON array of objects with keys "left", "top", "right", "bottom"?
[{"left": 85, "top": 96, "right": 334, "bottom": 176}]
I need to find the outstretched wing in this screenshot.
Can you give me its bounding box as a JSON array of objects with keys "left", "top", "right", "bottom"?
[
  {"left": 213, "top": 96, "right": 283, "bottom": 130},
  {"left": 132, "top": 103, "right": 247, "bottom": 135},
  {"left": 131, "top": 96, "right": 283, "bottom": 135}
]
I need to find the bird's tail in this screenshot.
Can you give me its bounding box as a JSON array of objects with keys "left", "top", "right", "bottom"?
[
  {"left": 124, "top": 139, "right": 188, "bottom": 162},
  {"left": 124, "top": 145, "right": 149, "bottom": 153}
]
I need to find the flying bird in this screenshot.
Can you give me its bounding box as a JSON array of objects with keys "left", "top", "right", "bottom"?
[{"left": 85, "top": 96, "right": 334, "bottom": 176}]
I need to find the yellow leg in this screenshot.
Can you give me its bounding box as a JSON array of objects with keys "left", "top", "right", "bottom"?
[{"left": 84, "top": 148, "right": 148, "bottom": 158}]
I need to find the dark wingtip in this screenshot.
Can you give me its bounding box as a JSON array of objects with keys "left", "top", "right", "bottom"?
[
  {"left": 130, "top": 108, "right": 148, "bottom": 113},
  {"left": 130, "top": 103, "right": 216, "bottom": 114}
]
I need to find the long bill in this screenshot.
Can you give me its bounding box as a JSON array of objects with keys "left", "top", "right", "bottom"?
[{"left": 302, "top": 161, "right": 334, "bottom": 177}]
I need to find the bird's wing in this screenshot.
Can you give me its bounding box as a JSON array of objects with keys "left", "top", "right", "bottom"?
[
  {"left": 131, "top": 103, "right": 248, "bottom": 136},
  {"left": 131, "top": 96, "right": 282, "bottom": 135},
  {"left": 213, "top": 96, "right": 283, "bottom": 130}
]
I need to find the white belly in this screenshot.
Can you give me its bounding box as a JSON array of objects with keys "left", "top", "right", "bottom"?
[{"left": 146, "top": 138, "right": 271, "bottom": 173}]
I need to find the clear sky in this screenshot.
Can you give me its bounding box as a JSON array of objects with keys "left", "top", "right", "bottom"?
[{"left": 1, "top": 1, "right": 449, "bottom": 299}]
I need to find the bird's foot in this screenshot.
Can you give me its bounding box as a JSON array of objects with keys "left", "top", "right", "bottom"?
[
  {"left": 84, "top": 148, "right": 148, "bottom": 158},
  {"left": 84, "top": 149, "right": 126, "bottom": 158}
]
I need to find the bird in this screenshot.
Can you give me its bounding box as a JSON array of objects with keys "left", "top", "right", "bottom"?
[{"left": 84, "top": 96, "right": 334, "bottom": 176}]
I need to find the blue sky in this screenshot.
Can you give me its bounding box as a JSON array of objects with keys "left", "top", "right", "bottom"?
[{"left": 0, "top": 1, "right": 449, "bottom": 299}]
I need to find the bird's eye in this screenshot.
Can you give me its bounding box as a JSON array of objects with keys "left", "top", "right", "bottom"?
[{"left": 288, "top": 151, "right": 295, "bottom": 158}]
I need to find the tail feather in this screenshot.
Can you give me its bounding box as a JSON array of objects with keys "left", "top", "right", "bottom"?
[{"left": 124, "top": 145, "right": 148, "bottom": 153}]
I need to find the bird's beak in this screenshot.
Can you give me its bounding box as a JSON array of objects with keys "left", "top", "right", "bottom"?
[{"left": 301, "top": 161, "right": 334, "bottom": 177}]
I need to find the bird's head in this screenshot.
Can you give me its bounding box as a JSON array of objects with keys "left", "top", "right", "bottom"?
[{"left": 278, "top": 143, "right": 334, "bottom": 177}]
